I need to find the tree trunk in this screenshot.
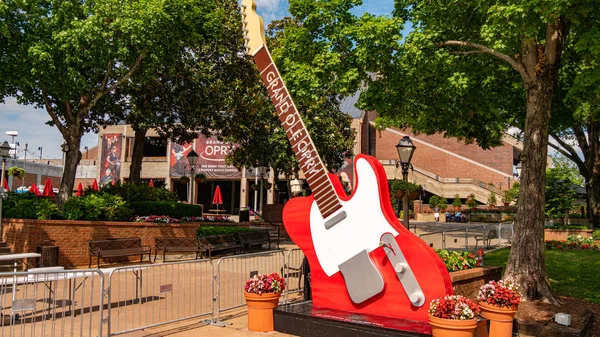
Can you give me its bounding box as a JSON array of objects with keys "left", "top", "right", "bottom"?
[
  {"left": 56, "top": 134, "right": 82, "bottom": 206},
  {"left": 505, "top": 81, "right": 557, "bottom": 304},
  {"left": 129, "top": 126, "right": 147, "bottom": 184},
  {"left": 588, "top": 121, "right": 600, "bottom": 228}
]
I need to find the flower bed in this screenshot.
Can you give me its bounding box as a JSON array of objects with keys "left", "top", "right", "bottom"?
[
  {"left": 133, "top": 214, "right": 233, "bottom": 224},
  {"left": 436, "top": 249, "right": 479, "bottom": 272},
  {"left": 545, "top": 235, "right": 599, "bottom": 250}
]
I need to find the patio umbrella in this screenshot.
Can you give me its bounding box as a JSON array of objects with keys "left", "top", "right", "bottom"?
[
  {"left": 148, "top": 179, "right": 154, "bottom": 187},
  {"left": 92, "top": 179, "right": 99, "bottom": 191},
  {"left": 2, "top": 178, "right": 9, "bottom": 192},
  {"left": 76, "top": 182, "right": 84, "bottom": 197},
  {"left": 42, "top": 178, "right": 54, "bottom": 197},
  {"left": 212, "top": 185, "right": 223, "bottom": 210},
  {"left": 28, "top": 183, "right": 41, "bottom": 196}
]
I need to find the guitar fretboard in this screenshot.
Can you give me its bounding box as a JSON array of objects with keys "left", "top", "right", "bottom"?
[{"left": 253, "top": 46, "right": 342, "bottom": 219}]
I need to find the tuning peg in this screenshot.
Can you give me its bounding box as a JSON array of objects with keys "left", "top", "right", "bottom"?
[
  {"left": 243, "top": 20, "right": 248, "bottom": 24},
  {"left": 241, "top": 4, "right": 247, "bottom": 8}
]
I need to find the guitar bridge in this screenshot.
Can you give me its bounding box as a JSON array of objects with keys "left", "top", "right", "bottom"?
[{"left": 380, "top": 233, "right": 425, "bottom": 307}]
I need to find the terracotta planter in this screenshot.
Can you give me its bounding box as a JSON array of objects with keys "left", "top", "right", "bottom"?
[
  {"left": 244, "top": 292, "right": 281, "bottom": 332},
  {"left": 454, "top": 206, "right": 460, "bottom": 211},
  {"left": 478, "top": 302, "right": 517, "bottom": 337},
  {"left": 394, "top": 190, "right": 405, "bottom": 199},
  {"left": 503, "top": 202, "right": 509, "bottom": 206},
  {"left": 489, "top": 204, "right": 495, "bottom": 209},
  {"left": 428, "top": 315, "right": 477, "bottom": 337}
]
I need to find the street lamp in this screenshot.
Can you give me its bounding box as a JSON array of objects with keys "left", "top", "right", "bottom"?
[
  {"left": 0, "top": 141, "right": 10, "bottom": 186},
  {"left": 186, "top": 150, "right": 199, "bottom": 204},
  {"left": 38, "top": 147, "right": 43, "bottom": 160},
  {"left": 396, "top": 136, "right": 416, "bottom": 229}
]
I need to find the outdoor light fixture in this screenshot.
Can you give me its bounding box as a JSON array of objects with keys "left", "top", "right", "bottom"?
[
  {"left": 395, "top": 136, "right": 416, "bottom": 230},
  {"left": 396, "top": 136, "right": 416, "bottom": 166},
  {"left": 186, "top": 150, "right": 200, "bottom": 204},
  {"left": 516, "top": 162, "right": 522, "bottom": 179},
  {"left": 0, "top": 141, "right": 10, "bottom": 158},
  {"left": 290, "top": 179, "right": 303, "bottom": 196}
]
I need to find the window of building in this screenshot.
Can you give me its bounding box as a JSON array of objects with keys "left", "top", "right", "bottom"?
[{"left": 143, "top": 137, "right": 167, "bottom": 157}]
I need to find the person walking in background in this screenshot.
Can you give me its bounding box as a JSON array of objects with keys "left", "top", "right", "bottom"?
[{"left": 433, "top": 206, "right": 440, "bottom": 222}]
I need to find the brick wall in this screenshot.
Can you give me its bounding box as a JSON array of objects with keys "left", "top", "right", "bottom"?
[
  {"left": 1, "top": 219, "right": 252, "bottom": 268},
  {"left": 374, "top": 127, "right": 513, "bottom": 188},
  {"left": 450, "top": 266, "right": 503, "bottom": 299},
  {"left": 544, "top": 229, "right": 594, "bottom": 241},
  {"left": 8, "top": 174, "right": 60, "bottom": 191}
]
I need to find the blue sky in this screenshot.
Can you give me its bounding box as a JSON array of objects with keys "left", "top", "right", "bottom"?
[{"left": 0, "top": 0, "right": 394, "bottom": 160}]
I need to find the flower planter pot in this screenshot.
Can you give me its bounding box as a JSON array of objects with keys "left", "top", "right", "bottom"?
[
  {"left": 502, "top": 202, "right": 509, "bottom": 207},
  {"left": 244, "top": 292, "right": 281, "bottom": 332},
  {"left": 408, "top": 191, "right": 420, "bottom": 200},
  {"left": 454, "top": 206, "right": 460, "bottom": 211},
  {"left": 489, "top": 204, "right": 495, "bottom": 209},
  {"left": 428, "top": 315, "right": 477, "bottom": 337},
  {"left": 478, "top": 302, "right": 517, "bottom": 337},
  {"left": 394, "top": 190, "right": 405, "bottom": 199}
]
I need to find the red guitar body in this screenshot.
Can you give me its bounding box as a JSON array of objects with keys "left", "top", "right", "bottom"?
[{"left": 283, "top": 154, "right": 453, "bottom": 322}]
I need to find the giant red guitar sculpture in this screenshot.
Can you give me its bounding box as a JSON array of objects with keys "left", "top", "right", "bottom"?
[{"left": 241, "top": 0, "right": 452, "bottom": 322}]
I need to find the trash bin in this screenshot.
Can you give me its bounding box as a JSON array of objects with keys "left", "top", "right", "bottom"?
[
  {"left": 36, "top": 240, "right": 59, "bottom": 267},
  {"left": 239, "top": 210, "right": 250, "bottom": 222}
]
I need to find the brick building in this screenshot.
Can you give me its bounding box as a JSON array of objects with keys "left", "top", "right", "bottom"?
[{"left": 78, "top": 97, "right": 531, "bottom": 213}]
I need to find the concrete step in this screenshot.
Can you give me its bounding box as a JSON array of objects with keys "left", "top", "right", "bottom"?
[
  {"left": 0, "top": 242, "right": 7, "bottom": 248},
  {"left": 0, "top": 247, "right": 11, "bottom": 254}
]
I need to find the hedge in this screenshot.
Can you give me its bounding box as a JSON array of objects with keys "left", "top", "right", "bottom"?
[
  {"left": 129, "top": 201, "right": 203, "bottom": 218},
  {"left": 196, "top": 226, "right": 257, "bottom": 237}
]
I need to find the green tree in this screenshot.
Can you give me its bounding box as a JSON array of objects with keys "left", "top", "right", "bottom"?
[
  {"left": 0, "top": 0, "right": 221, "bottom": 203},
  {"left": 545, "top": 167, "right": 577, "bottom": 224}
]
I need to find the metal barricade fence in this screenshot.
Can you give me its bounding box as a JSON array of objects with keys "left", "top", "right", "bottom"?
[
  {"left": 106, "top": 259, "right": 213, "bottom": 336},
  {"left": 284, "top": 249, "right": 305, "bottom": 303},
  {"left": 419, "top": 223, "right": 511, "bottom": 250},
  {"left": 215, "top": 250, "right": 285, "bottom": 322},
  {"left": 0, "top": 269, "right": 104, "bottom": 337}
]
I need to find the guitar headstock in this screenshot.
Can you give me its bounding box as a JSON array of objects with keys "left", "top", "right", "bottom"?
[{"left": 241, "top": 0, "right": 266, "bottom": 56}]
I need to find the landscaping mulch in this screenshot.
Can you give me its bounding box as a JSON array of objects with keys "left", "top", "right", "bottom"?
[{"left": 516, "top": 296, "right": 599, "bottom": 337}]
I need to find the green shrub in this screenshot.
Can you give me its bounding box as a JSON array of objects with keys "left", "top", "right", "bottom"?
[
  {"left": 439, "top": 197, "right": 448, "bottom": 210},
  {"left": 390, "top": 180, "right": 420, "bottom": 192},
  {"left": 3, "top": 195, "right": 61, "bottom": 220},
  {"left": 129, "top": 201, "right": 203, "bottom": 218},
  {"left": 452, "top": 194, "right": 461, "bottom": 207},
  {"left": 196, "top": 226, "right": 256, "bottom": 237},
  {"left": 435, "top": 249, "right": 478, "bottom": 272},
  {"left": 429, "top": 196, "right": 440, "bottom": 208},
  {"left": 63, "top": 194, "right": 132, "bottom": 221},
  {"left": 92, "top": 182, "right": 178, "bottom": 202},
  {"left": 547, "top": 225, "right": 588, "bottom": 230},
  {"left": 593, "top": 230, "right": 600, "bottom": 241}
]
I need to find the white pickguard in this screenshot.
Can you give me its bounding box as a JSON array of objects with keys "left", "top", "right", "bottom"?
[{"left": 310, "top": 158, "right": 399, "bottom": 277}]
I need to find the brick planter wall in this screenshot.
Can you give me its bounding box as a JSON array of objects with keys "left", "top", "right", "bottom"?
[
  {"left": 1, "top": 219, "right": 252, "bottom": 268},
  {"left": 450, "top": 266, "right": 503, "bottom": 299},
  {"left": 544, "top": 229, "right": 593, "bottom": 241}
]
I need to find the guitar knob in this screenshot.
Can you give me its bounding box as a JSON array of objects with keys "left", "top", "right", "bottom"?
[
  {"left": 409, "top": 291, "right": 425, "bottom": 307},
  {"left": 394, "top": 262, "right": 408, "bottom": 273}
]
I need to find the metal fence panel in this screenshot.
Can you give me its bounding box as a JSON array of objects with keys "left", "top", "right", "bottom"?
[
  {"left": 0, "top": 269, "right": 104, "bottom": 337},
  {"left": 284, "top": 249, "right": 305, "bottom": 302},
  {"left": 107, "top": 259, "right": 213, "bottom": 336},
  {"left": 215, "top": 251, "right": 285, "bottom": 321},
  {"left": 419, "top": 223, "right": 514, "bottom": 251}
]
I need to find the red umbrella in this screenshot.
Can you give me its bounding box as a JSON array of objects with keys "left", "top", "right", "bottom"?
[
  {"left": 212, "top": 185, "right": 223, "bottom": 210},
  {"left": 28, "top": 183, "right": 41, "bottom": 196},
  {"left": 2, "top": 178, "right": 9, "bottom": 192},
  {"left": 92, "top": 179, "right": 99, "bottom": 191},
  {"left": 148, "top": 179, "right": 154, "bottom": 187},
  {"left": 76, "top": 182, "right": 84, "bottom": 197},
  {"left": 42, "top": 178, "right": 54, "bottom": 197}
]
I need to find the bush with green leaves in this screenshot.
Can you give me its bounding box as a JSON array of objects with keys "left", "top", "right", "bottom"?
[
  {"left": 3, "top": 193, "right": 60, "bottom": 220},
  {"left": 196, "top": 226, "right": 257, "bottom": 237},
  {"left": 593, "top": 230, "right": 600, "bottom": 241},
  {"left": 487, "top": 191, "right": 497, "bottom": 205},
  {"left": 435, "top": 249, "right": 478, "bottom": 272},
  {"left": 390, "top": 180, "right": 420, "bottom": 192},
  {"left": 129, "top": 201, "right": 203, "bottom": 218},
  {"left": 90, "top": 182, "right": 178, "bottom": 202},
  {"left": 429, "top": 196, "right": 440, "bottom": 208},
  {"left": 439, "top": 197, "right": 448, "bottom": 210},
  {"left": 452, "top": 194, "right": 461, "bottom": 207},
  {"left": 63, "top": 193, "right": 132, "bottom": 221}
]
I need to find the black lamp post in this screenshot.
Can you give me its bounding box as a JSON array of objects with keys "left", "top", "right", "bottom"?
[
  {"left": 396, "top": 136, "right": 416, "bottom": 229},
  {"left": 0, "top": 141, "right": 10, "bottom": 186},
  {"left": 186, "top": 150, "right": 199, "bottom": 204}
]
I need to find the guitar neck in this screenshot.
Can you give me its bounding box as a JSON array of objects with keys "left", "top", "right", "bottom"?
[{"left": 252, "top": 45, "right": 342, "bottom": 219}]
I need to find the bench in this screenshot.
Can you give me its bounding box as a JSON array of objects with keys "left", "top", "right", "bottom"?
[
  {"left": 199, "top": 234, "right": 244, "bottom": 257},
  {"left": 236, "top": 230, "right": 272, "bottom": 252},
  {"left": 475, "top": 230, "right": 498, "bottom": 249},
  {"left": 154, "top": 237, "right": 207, "bottom": 262},
  {"left": 88, "top": 238, "right": 152, "bottom": 268}
]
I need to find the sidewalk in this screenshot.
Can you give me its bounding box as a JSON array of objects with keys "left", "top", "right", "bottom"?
[{"left": 119, "top": 309, "right": 295, "bottom": 337}]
